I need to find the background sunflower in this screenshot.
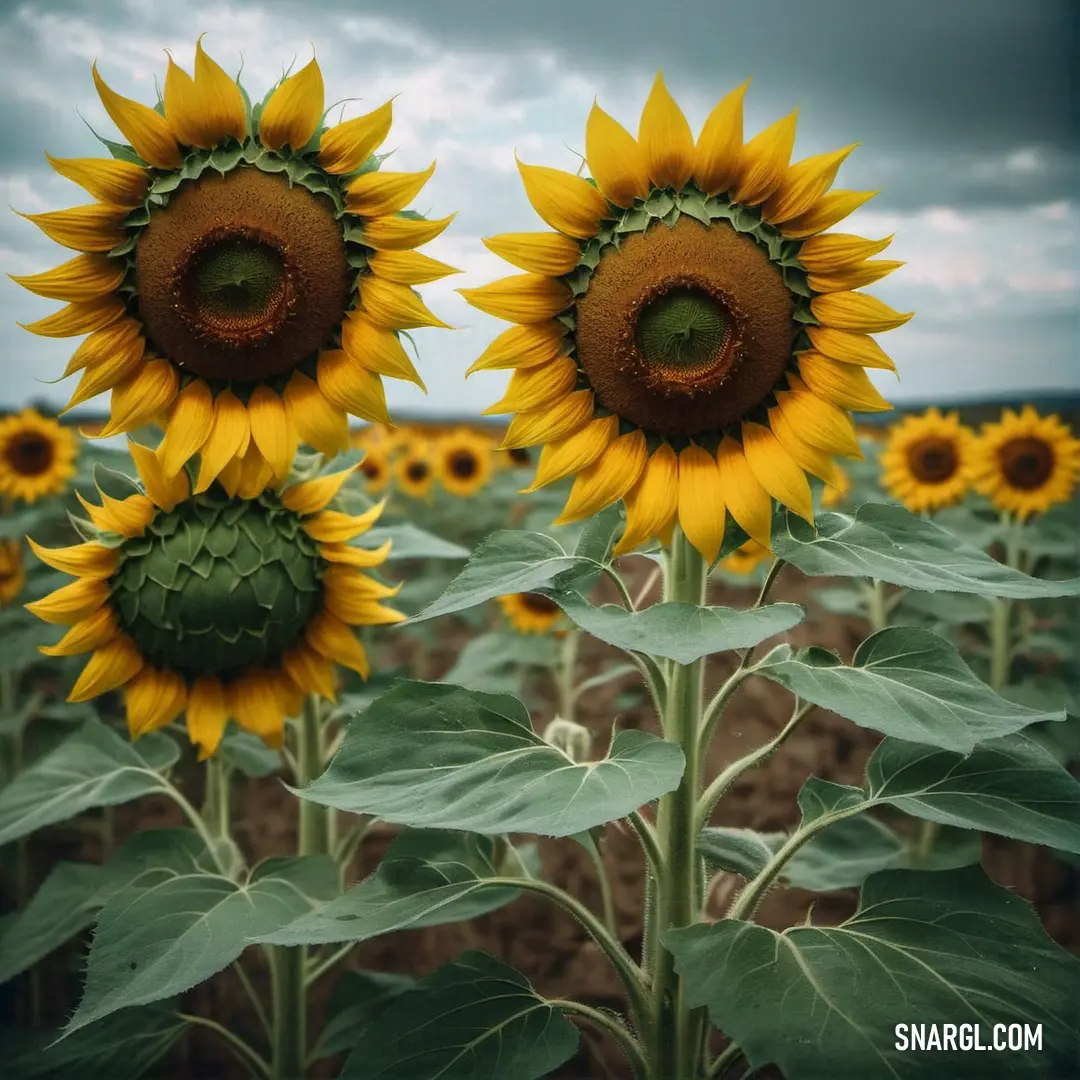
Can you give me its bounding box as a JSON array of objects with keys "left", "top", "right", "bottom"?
[
  {"left": 879, "top": 407, "right": 975, "bottom": 513},
  {"left": 437, "top": 428, "right": 494, "bottom": 497},
  {"left": 497, "top": 592, "right": 563, "bottom": 634},
  {"left": 0, "top": 538, "right": 25, "bottom": 605},
  {"left": 0, "top": 408, "right": 78, "bottom": 504},
  {"left": 12, "top": 39, "right": 455, "bottom": 494},
  {"left": 394, "top": 441, "right": 436, "bottom": 498}
]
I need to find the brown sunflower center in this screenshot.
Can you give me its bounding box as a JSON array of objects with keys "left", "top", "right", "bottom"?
[
  {"left": 405, "top": 460, "right": 430, "bottom": 482},
  {"left": 135, "top": 167, "right": 350, "bottom": 384},
  {"left": 448, "top": 450, "right": 478, "bottom": 479},
  {"left": 999, "top": 436, "right": 1054, "bottom": 490},
  {"left": 507, "top": 447, "right": 531, "bottom": 465},
  {"left": 575, "top": 216, "right": 793, "bottom": 438},
  {"left": 906, "top": 437, "right": 959, "bottom": 484},
  {"left": 5, "top": 432, "right": 55, "bottom": 476},
  {"left": 360, "top": 457, "right": 384, "bottom": 480},
  {"left": 520, "top": 593, "right": 559, "bottom": 616}
]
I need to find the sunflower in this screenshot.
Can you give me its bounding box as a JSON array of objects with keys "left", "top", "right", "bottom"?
[
  {"left": 0, "top": 539, "right": 25, "bottom": 606},
  {"left": 499, "top": 444, "right": 534, "bottom": 470},
  {"left": 25, "top": 446, "right": 402, "bottom": 758},
  {"left": 0, "top": 409, "right": 78, "bottom": 504},
  {"left": 437, "top": 429, "right": 493, "bottom": 497},
  {"left": 719, "top": 538, "right": 772, "bottom": 576},
  {"left": 12, "top": 39, "right": 455, "bottom": 494},
  {"left": 971, "top": 406, "right": 1080, "bottom": 519},
  {"left": 394, "top": 443, "right": 435, "bottom": 498},
  {"left": 821, "top": 462, "right": 850, "bottom": 508},
  {"left": 498, "top": 592, "right": 563, "bottom": 634},
  {"left": 459, "top": 73, "right": 907, "bottom": 560},
  {"left": 879, "top": 407, "right": 975, "bottom": 513},
  {"left": 357, "top": 445, "right": 391, "bottom": 495}
]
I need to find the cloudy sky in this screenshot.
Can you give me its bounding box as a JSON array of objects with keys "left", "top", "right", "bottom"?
[{"left": 1, "top": 0, "right": 1076, "bottom": 421}]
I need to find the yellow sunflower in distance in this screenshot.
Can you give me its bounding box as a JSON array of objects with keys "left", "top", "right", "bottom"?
[
  {"left": 395, "top": 443, "right": 435, "bottom": 498},
  {"left": 12, "top": 38, "right": 455, "bottom": 493},
  {"left": 821, "top": 462, "right": 850, "bottom": 508},
  {"left": 0, "top": 540, "right": 25, "bottom": 606},
  {"left": 25, "top": 448, "right": 402, "bottom": 758},
  {"left": 498, "top": 592, "right": 563, "bottom": 634},
  {"left": 460, "top": 72, "right": 908, "bottom": 560},
  {"left": 719, "top": 538, "right": 772, "bottom": 576},
  {"left": 357, "top": 445, "right": 392, "bottom": 494},
  {"left": 0, "top": 409, "right": 78, "bottom": 503},
  {"left": 879, "top": 408, "right": 975, "bottom": 513},
  {"left": 971, "top": 406, "right": 1080, "bottom": 519},
  {"left": 437, "top": 428, "right": 493, "bottom": 497}
]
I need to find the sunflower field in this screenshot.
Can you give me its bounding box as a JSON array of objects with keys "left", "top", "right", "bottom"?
[{"left": 1, "top": 38, "right": 1079, "bottom": 1080}]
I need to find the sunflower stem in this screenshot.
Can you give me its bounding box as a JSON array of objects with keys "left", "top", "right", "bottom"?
[
  {"left": 648, "top": 528, "right": 708, "bottom": 1080},
  {"left": 866, "top": 577, "right": 888, "bottom": 632},
  {"left": 989, "top": 512, "right": 1023, "bottom": 693}
]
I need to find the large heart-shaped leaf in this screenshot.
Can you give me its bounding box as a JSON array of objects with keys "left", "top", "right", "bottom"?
[
  {"left": 756, "top": 626, "right": 1061, "bottom": 752},
  {"left": 666, "top": 866, "right": 1080, "bottom": 1079},
  {"left": 0, "top": 721, "right": 178, "bottom": 847},
  {"left": 296, "top": 681, "right": 684, "bottom": 836},
  {"left": 67, "top": 855, "right": 337, "bottom": 1033},
  {"left": 263, "top": 829, "right": 535, "bottom": 946},
  {"left": 551, "top": 592, "right": 804, "bottom": 664},
  {"left": 773, "top": 504, "right": 1080, "bottom": 597},
  {"left": 339, "top": 951, "right": 579, "bottom": 1080},
  {"left": 313, "top": 970, "right": 416, "bottom": 1060}
]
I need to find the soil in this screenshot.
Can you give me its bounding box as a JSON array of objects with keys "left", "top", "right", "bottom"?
[{"left": 5, "top": 560, "right": 1078, "bottom": 1080}]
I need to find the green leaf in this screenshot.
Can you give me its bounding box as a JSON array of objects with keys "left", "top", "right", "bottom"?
[
  {"left": 263, "top": 829, "right": 530, "bottom": 946},
  {"left": 666, "top": 866, "right": 1080, "bottom": 1079},
  {"left": 774, "top": 504, "right": 1080, "bottom": 597},
  {"left": 297, "top": 681, "right": 684, "bottom": 836},
  {"left": 339, "top": 951, "right": 579, "bottom": 1079},
  {"left": 756, "top": 626, "right": 1060, "bottom": 752},
  {"left": 696, "top": 827, "right": 782, "bottom": 879},
  {"left": 895, "top": 589, "right": 991, "bottom": 625},
  {"left": 552, "top": 591, "right": 804, "bottom": 663},
  {"left": 66, "top": 855, "right": 337, "bottom": 1033},
  {"left": 360, "top": 523, "right": 469, "bottom": 561},
  {"left": 217, "top": 726, "right": 282, "bottom": 777},
  {"left": 0, "top": 722, "right": 178, "bottom": 847},
  {"left": 441, "top": 630, "right": 560, "bottom": 692},
  {"left": 312, "top": 970, "right": 416, "bottom": 1060}
]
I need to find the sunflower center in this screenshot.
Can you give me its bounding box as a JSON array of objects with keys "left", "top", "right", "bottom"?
[
  {"left": 405, "top": 461, "right": 430, "bottom": 482},
  {"left": 507, "top": 447, "right": 531, "bottom": 465},
  {"left": 135, "top": 167, "right": 350, "bottom": 384},
  {"left": 5, "top": 432, "right": 55, "bottom": 476},
  {"left": 575, "top": 216, "right": 793, "bottom": 438},
  {"left": 520, "top": 593, "right": 559, "bottom": 615},
  {"left": 907, "top": 437, "right": 959, "bottom": 484},
  {"left": 448, "top": 450, "right": 478, "bottom": 479},
  {"left": 360, "top": 458, "right": 384, "bottom": 480},
  {"left": 1000, "top": 436, "right": 1054, "bottom": 490},
  {"left": 111, "top": 493, "right": 324, "bottom": 682}
]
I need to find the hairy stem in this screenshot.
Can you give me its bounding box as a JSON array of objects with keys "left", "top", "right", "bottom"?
[
  {"left": 180, "top": 1012, "right": 271, "bottom": 1080},
  {"left": 552, "top": 999, "right": 649, "bottom": 1079}
]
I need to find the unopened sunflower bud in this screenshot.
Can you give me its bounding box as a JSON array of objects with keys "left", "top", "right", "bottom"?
[{"left": 542, "top": 716, "right": 592, "bottom": 763}]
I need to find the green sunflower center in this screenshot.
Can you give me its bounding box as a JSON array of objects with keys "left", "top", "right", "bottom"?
[
  {"left": 189, "top": 237, "right": 289, "bottom": 328},
  {"left": 111, "top": 492, "right": 324, "bottom": 681},
  {"left": 6, "top": 433, "right": 54, "bottom": 477},
  {"left": 635, "top": 288, "right": 731, "bottom": 375},
  {"left": 1000, "top": 436, "right": 1054, "bottom": 490}
]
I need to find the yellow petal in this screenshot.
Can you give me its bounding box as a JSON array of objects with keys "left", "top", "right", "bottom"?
[
  {"left": 191, "top": 38, "right": 247, "bottom": 146},
  {"left": 282, "top": 642, "right": 337, "bottom": 701},
  {"left": 92, "top": 62, "right": 182, "bottom": 170},
  {"left": 10, "top": 253, "right": 126, "bottom": 303},
  {"left": 69, "top": 636, "right": 144, "bottom": 703},
  {"left": 283, "top": 370, "right": 348, "bottom": 455},
  {"left": 39, "top": 606, "right": 119, "bottom": 658},
  {"left": 482, "top": 232, "right": 582, "bottom": 276},
  {"left": 483, "top": 357, "right": 578, "bottom": 415},
  {"left": 732, "top": 109, "right": 798, "bottom": 206},
  {"left": 676, "top": 445, "right": 727, "bottom": 563},
  {"left": 247, "top": 386, "right": 295, "bottom": 485},
  {"left": 17, "top": 203, "right": 128, "bottom": 252},
  {"left": 360, "top": 213, "right": 455, "bottom": 251},
  {"left": 367, "top": 248, "right": 459, "bottom": 285},
  {"left": 616, "top": 444, "right": 679, "bottom": 557},
  {"left": 346, "top": 162, "right": 436, "bottom": 217},
  {"left": 63, "top": 336, "right": 147, "bottom": 411},
  {"left": 303, "top": 502, "right": 385, "bottom": 544},
  {"left": 715, "top": 436, "right": 774, "bottom": 548},
  {"left": 186, "top": 676, "right": 228, "bottom": 760},
  {"left": 45, "top": 153, "right": 149, "bottom": 207},
  {"left": 281, "top": 463, "right": 358, "bottom": 515},
  {"left": 26, "top": 537, "right": 118, "bottom": 579},
  {"left": 317, "top": 98, "right": 394, "bottom": 175},
  {"left": 779, "top": 190, "right": 878, "bottom": 239},
  {"left": 359, "top": 275, "right": 451, "bottom": 330},
  {"left": 78, "top": 490, "right": 155, "bottom": 537},
  {"left": 95, "top": 359, "right": 179, "bottom": 437},
  {"left": 553, "top": 430, "right": 648, "bottom": 524},
  {"left": 128, "top": 439, "right": 190, "bottom": 510},
  {"left": 305, "top": 610, "right": 370, "bottom": 676},
  {"left": 235, "top": 440, "right": 275, "bottom": 500},
  {"left": 163, "top": 53, "right": 200, "bottom": 147},
  {"left": 227, "top": 673, "right": 288, "bottom": 743},
  {"left": 742, "top": 421, "right": 814, "bottom": 523},
  {"left": 585, "top": 100, "right": 649, "bottom": 206},
  {"left": 503, "top": 389, "right": 594, "bottom": 449},
  {"left": 805, "top": 325, "right": 896, "bottom": 371},
  {"left": 458, "top": 274, "right": 571, "bottom": 324},
  {"left": 810, "top": 291, "right": 913, "bottom": 333},
  {"left": 319, "top": 539, "right": 393, "bottom": 569},
  {"left": 258, "top": 56, "right": 324, "bottom": 151},
  {"left": 693, "top": 79, "right": 750, "bottom": 196},
  {"left": 318, "top": 350, "right": 392, "bottom": 423},
  {"left": 466, "top": 321, "right": 567, "bottom": 375},
  {"left": 61, "top": 317, "right": 142, "bottom": 378},
  {"left": 796, "top": 353, "right": 893, "bottom": 412},
  {"left": 797, "top": 232, "right": 894, "bottom": 273},
  {"left": 774, "top": 386, "right": 862, "bottom": 458},
  {"left": 638, "top": 71, "right": 694, "bottom": 191},
  {"left": 341, "top": 312, "right": 426, "bottom": 389},
  {"left": 807, "top": 259, "right": 904, "bottom": 293},
  {"left": 125, "top": 667, "right": 187, "bottom": 738},
  {"left": 20, "top": 295, "right": 126, "bottom": 338},
  {"left": 159, "top": 379, "right": 214, "bottom": 479},
  {"left": 26, "top": 577, "right": 110, "bottom": 625},
  {"left": 323, "top": 571, "right": 404, "bottom": 625},
  {"left": 523, "top": 414, "right": 619, "bottom": 492},
  {"left": 193, "top": 388, "right": 250, "bottom": 493},
  {"left": 516, "top": 158, "right": 609, "bottom": 239},
  {"left": 767, "top": 403, "right": 842, "bottom": 486},
  {"left": 761, "top": 144, "right": 858, "bottom": 224}
]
